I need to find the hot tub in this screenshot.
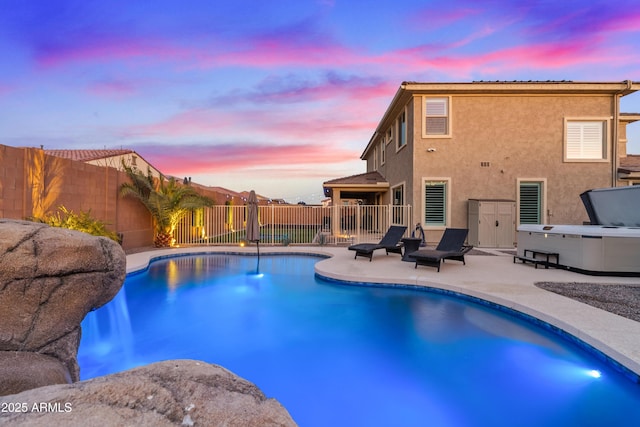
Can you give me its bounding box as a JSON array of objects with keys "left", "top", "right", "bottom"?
[{"left": 517, "top": 224, "right": 640, "bottom": 276}]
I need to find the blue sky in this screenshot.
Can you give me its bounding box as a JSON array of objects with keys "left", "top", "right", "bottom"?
[{"left": 1, "top": 0, "right": 639, "bottom": 203}]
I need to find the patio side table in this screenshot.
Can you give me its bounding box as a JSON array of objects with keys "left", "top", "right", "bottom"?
[{"left": 401, "top": 237, "right": 423, "bottom": 262}]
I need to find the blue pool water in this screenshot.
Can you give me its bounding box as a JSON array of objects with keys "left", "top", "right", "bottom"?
[{"left": 78, "top": 254, "right": 640, "bottom": 427}]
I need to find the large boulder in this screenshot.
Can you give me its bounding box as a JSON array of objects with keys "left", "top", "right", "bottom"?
[
  {"left": 0, "top": 359, "right": 297, "bottom": 426},
  {"left": 0, "top": 219, "right": 126, "bottom": 390},
  {"left": 0, "top": 352, "right": 72, "bottom": 396}
]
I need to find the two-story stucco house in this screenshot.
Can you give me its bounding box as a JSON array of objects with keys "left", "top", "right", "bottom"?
[{"left": 324, "top": 80, "right": 639, "bottom": 247}]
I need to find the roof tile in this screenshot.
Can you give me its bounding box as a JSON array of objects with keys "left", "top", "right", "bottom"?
[{"left": 44, "top": 149, "right": 134, "bottom": 162}]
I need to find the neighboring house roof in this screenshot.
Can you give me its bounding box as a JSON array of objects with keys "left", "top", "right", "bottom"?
[
  {"left": 619, "top": 155, "right": 640, "bottom": 174},
  {"left": 207, "top": 186, "right": 245, "bottom": 200},
  {"left": 239, "top": 190, "right": 271, "bottom": 202},
  {"left": 44, "top": 149, "right": 135, "bottom": 162},
  {"left": 44, "top": 148, "right": 163, "bottom": 178}
]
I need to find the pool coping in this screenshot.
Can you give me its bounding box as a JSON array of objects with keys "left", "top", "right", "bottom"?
[{"left": 125, "top": 245, "right": 640, "bottom": 382}]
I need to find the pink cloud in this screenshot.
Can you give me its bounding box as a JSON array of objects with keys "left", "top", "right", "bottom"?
[
  {"left": 379, "top": 34, "right": 627, "bottom": 79},
  {"left": 407, "top": 7, "right": 481, "bottom": 30},
  {"left": 24, "top": 2, "right": 640, "bottom": 79},
  {"left": 35, "top": 34, "right": 202, "bottom": 69},
  {"left": 530, "top": 6, "right": 640, "bottom": 38},
  {"left": 125, "top": 102, "right": 378, "bottom": 144},
  {"left": 0, "top": 84, "right": 16, "bottom": 97},
  {"left": 137, "top": 143, "right": 360, "bottom": 177},
  {"left": 34, "top": 34, "right": 374, "bottom": 82},
  {"left": 393, "top": 2, "right": 638, "bottom": 79},
  {"left": 599, "top": 10, "right": 640, "bottom": 33},
  {"left": 124, "top": 75, "right": 389, "bottom": 141},
  {"left": 207, "top": 73, "right": 396, "bottom": 106},
  {"left": 87, "top": 79, "right": 139, "bottom": 97},
  {"left": 448, "top": 26, "right": 498, "bottom": 49},
  {"left": 32, "top": 23, "right": 364, "bottom": 72},
  {"left": 259, "top": 114, "right": 378, "bottom": 140},
  {"left": 253, "top": 73, "right": 390, "bottom": 103},
  {"left": 124, "top": 110, "right": 241, "bottom": 137},
  {"left": 209, "top": 36, "right": 358, "bottom": 69},
  {"left": 475, "top": 39, "right": 623, "bottom": 71}
]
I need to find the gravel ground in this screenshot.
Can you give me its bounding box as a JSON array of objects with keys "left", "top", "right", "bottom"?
[{"left": 536, "top": 282, "right": 640, "bottom": 323}]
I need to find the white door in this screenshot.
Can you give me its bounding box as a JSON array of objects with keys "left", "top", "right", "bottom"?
[
  {"left": 496, "top": 202, "right": 515, "bottom": 248},
  {"left": 478, "top": 202, "right": 497, "bottom": 247}
]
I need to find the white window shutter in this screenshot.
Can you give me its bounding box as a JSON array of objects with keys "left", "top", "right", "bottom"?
[
  {"left": 581, "top": 122, "right": 604, "bottom": 159},
  {"left": 426, "top": 117, "right": 447, "bottom": 135},
  {"left": 426, "top": 99, "right": 447, "bottom": 116},
  {"left": 567, "top": 121, "right": 604, "bottom": 160},
  {"left": 425, "top": 98, "right": 448, "bottom": 135}
]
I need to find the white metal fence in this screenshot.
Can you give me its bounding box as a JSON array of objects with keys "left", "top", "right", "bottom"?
[{"left": 175, "top": 204, "right": 413, "bottom": 246}]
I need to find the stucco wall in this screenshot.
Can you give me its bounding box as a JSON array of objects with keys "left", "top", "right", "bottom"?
[
  {"left": 364, "top": 93, "right": 622, "bottom": 244},
  {"left": 0, "top": 145, "right": 153, "bottom": 250},
  {"left": 375, "top": 97, "right": 416, "bottom": 207},
  {"left": 411, "top": 94, "right": 615, "bottom": 236}
]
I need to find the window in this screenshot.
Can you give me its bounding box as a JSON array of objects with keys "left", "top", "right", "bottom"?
[
  {"left": 424, "top": 180, "right": 448, "bottom": 226},
  {"left": 518, "top": 179, "right": 546, "bottom": 225},
  {"left": 393, "top": 185, "right": 404, "bottom": 206},
  {"left": 565, "top": 120, "right": 607, "bottom": 161},
  {"left": 424, "top": 97, "right": 450, "bottom": 137},
  {"left": 392, "top": 184, "right": 404, "bottom": 224},
  {"left": 373, "top": 145, "right": 378, "bottom": 170},
  {"left": 397, "top": 110, "right": 407, "bottom": 150},
  {"left": 380, "top": 140, "right": 385, "bottom": 165},
  {"left": 387, "top": 127, "right": 393, "bottom": 147},
  {"left": 519, "top": 182, "right": 542, "bottom": 224}
]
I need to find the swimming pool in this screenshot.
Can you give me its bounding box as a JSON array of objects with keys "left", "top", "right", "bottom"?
[{"left": 78, "top": 254, "right": 640, "bottom": 427}]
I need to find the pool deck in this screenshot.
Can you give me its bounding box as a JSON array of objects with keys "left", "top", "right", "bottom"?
[{"left": 126, "top": 245, "right": 640, "bottom": 380}]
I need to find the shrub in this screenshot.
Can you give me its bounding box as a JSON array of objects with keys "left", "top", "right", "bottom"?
[{"left": 33, "top": 206, "right": 120, "bottom": 242}]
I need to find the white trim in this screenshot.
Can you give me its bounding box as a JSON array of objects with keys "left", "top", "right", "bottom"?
[
  {"left": 422, "top": 96, "right": 452, "bottom": 139},
  {"left": 563, "top": 117, "right": 611, "bottom": 162}
]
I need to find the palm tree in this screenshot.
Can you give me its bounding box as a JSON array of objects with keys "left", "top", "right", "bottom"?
[{"left": 119, "top": 165, "right": 213, "bottom": 247}]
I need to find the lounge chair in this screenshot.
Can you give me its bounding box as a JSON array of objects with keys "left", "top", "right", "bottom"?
[
  {"left": 348, "top": 225, "right": 407, "bottom": 261},
  {"left": 409, "top": 228, "right": 473, "bottom": 271}
]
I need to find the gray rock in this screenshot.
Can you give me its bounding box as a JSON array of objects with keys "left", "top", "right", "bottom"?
[
  {"left": 0, "top": 360, "right": 298, "bottom": 427},
  {"left": 0, "top": 219, "right": 126, "bottom": 387}
]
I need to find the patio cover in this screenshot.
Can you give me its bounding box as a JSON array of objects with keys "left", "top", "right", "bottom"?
[{"left": 323, "top": 171, "right": 389, "bottom": 201}]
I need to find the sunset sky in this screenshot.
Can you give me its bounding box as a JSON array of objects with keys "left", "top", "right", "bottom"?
[{"left": 1, "top": 0, "right": 639, "bottom": 203}]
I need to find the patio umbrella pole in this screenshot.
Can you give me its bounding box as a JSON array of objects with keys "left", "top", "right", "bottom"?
[{"left": 246, "top": 190, "right": 261, "bottom": 274}]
